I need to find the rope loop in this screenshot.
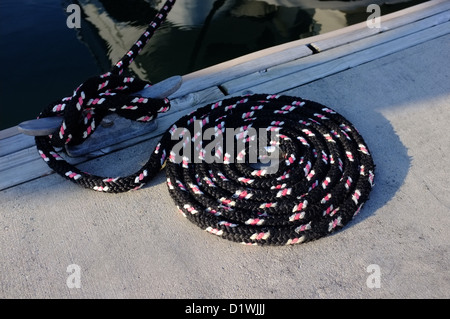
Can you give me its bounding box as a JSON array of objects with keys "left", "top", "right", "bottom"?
[
  {"left": 38, "top": 73, "right": 170, "bottom": 148},
  {"left": 35, "top": 0, "right": 178, "bottom": 194}
]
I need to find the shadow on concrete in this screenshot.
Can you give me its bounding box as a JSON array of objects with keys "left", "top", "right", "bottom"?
[{"left": 283, "top": 34, "right": 450, "bottom": 232}]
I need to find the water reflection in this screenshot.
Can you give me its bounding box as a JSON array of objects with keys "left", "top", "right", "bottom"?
[{"left": 75, "top": 0, "right": 428, "bottom": 83}]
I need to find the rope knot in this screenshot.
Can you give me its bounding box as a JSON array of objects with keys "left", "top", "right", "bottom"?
[{"left": 39, "top": 73, "right": 171, "bottom": 148}]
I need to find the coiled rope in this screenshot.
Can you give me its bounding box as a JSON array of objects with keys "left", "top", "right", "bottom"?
[{"left": 34, "top": 0, "right": 375, "bottom": 245}]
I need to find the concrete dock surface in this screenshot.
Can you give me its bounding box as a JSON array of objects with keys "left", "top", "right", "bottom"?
[{"left": 0, "top": 1, "right": 449, "bottom": 299}]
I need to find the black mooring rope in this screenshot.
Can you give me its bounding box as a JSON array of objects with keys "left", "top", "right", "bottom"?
[
  {"left": 35, "top": 0, "right": 177, "bottom": 192},
  {"left": 34, "top": 0, "right": 375, "bottom": 245}
]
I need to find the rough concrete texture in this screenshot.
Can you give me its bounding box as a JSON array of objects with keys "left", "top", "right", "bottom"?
[{"left": 0, "top": 34, "right": 449, "bottom": 299}]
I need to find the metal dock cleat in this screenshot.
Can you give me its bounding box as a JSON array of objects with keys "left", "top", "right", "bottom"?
[{"left": 18, "top": 75, "right": 182, "bottom": 157}]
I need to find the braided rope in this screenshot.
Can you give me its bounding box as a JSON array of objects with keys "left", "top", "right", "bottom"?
[
  {"left": 163, "top": 94, "right": 375, "bottom": 245},
  {"left": 35, "top": 0, "right": 176, "bottom": 193},
  {"left": 34, "top": 0, "right": 375, "bottom": 245}
]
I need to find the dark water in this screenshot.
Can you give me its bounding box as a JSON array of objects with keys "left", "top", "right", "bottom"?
[{"left": 0, "top": 0, "right": 428, "bottom": 130}]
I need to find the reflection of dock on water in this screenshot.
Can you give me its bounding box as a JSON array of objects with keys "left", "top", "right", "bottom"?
[
  {"left": 1, "top": 0, "right": 449, "bottom": 298},
  {"left": 74, "top": 0, "right": 429, "bottom": 82},
  {"left": 76, "top": 0, "right": 319, "bottom": 81}
]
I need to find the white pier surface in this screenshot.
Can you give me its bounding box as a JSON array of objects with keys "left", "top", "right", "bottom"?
[{"left": 1, "top": 0, "right": 449, "bottom": 298}]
